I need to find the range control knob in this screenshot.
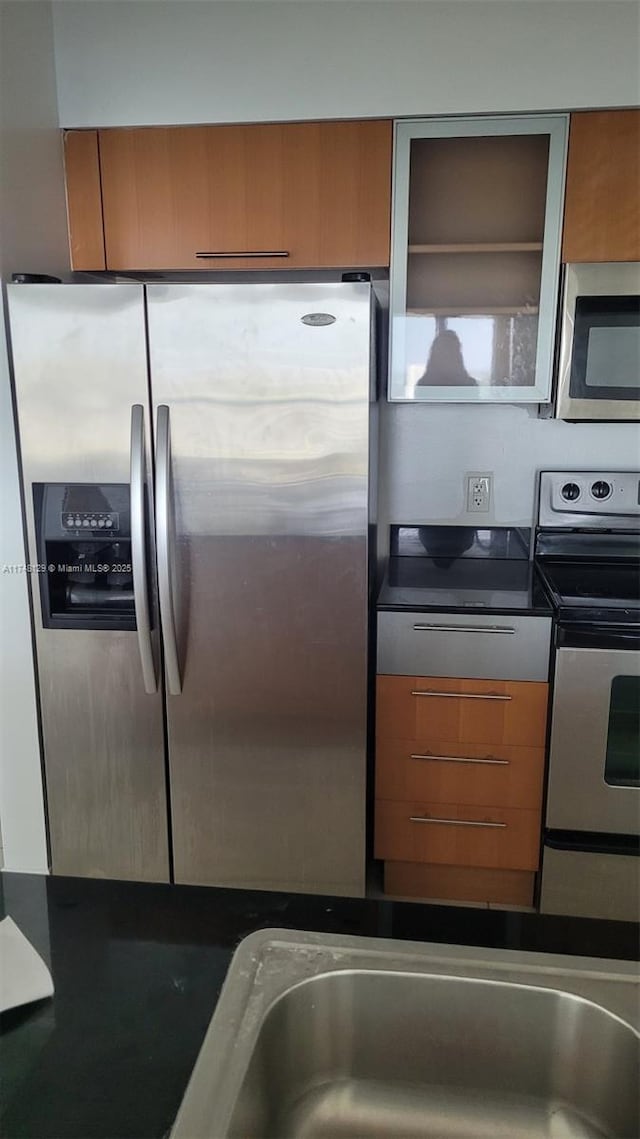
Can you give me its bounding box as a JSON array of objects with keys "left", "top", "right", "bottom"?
[
  {"left": 591, "top": 480, "right": 611, "bottom": 500},
  {"left": 561, "top": 482, "right": 581, "bottom": 501}
]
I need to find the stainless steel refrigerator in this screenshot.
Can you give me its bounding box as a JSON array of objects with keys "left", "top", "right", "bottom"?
[{"left": 8, "top": 281, "right": 374, "bottom": 895}]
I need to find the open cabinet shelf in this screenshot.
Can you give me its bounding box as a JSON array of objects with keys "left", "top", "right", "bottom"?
[
  {"left": 408, "top": 242, "right": 543, "bottom": 254},
  {"left": 407, "top": 306, "right": 540, "bottom": 316}
]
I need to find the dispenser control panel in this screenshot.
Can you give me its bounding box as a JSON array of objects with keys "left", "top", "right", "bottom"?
[
  {"left": 58, "top": 485, "right": 126, "bottom": 535},
  {"left": 61, "top": 511, "right": 119, "bottom": 532}
]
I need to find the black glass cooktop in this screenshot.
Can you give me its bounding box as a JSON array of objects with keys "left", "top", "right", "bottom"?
[
  {"left": 536, "top": 559, "right": 640, "bottom": 626},
  {"left": 539, "top": 561, "right": 640, "bottom": 607}
]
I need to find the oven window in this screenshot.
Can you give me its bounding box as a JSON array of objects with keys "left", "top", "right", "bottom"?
[
  {"left": 604, "top": 675, "right": 640, "bottom": 788},
  {"left": 570, "top": 295, "right": 640, "bottom": 401}
]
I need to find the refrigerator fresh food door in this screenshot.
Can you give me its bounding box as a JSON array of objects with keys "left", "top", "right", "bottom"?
[
  {"left": 147, "top": 282, "right": 371, "bottom": 895},
  {"left": 7, "top": 284, "right": 169, "bottom": 881}
]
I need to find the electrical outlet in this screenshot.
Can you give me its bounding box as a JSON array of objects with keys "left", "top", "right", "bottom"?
[{"left": 466, "top": 472, "right": 492, "bottom": 513}]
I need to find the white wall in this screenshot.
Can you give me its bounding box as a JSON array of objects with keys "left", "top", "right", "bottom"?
[
  {"left": 52, "top": 1, "right": 640, "bottom": 128},
  {"left": 0, "top": 0, "right": 70, "bottom": 871}
]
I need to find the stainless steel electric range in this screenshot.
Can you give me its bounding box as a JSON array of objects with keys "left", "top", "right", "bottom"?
[{"left": 535, "top": 470, "right": 640, "bottom": 922}]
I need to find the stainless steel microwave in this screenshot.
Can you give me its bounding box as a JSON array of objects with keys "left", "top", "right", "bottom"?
[{"left": 556, "top": 262, "right": 640, "bottom": 421}]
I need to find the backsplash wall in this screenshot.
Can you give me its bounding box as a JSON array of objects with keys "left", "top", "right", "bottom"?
[{"left": 379, "top": 402, "right": 640, "bottom": 528}]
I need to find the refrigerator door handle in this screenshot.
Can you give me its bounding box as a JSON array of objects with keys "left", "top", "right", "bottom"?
[
  {"left": 130, "top": 404, "right": 157, "bottom": 694},
  {"left": 155, "top": 404, "right": 182, "bottom": 695}
]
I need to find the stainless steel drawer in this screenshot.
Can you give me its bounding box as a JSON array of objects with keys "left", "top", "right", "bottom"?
[
  {"left": 377, "top": 612, "right": 551, "bottom": 682},
  {"left": 540, "top": 846, "right": 640, "bottom": 922}
]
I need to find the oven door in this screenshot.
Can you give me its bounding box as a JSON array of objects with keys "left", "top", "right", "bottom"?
[
  {"left": 546, "top": 631, "right": 640, "bottom": 834},
  {"left": 556, "top": 262, "right": 640, "bottom": 421}
]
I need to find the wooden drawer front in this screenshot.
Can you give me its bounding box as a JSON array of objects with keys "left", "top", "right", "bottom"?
[
  {"left": 376, "top": 738, "right": 544, "bottom": 810},
  {"left": 376, "top": 675, "right": 548, "bottom": 748},
  {"left": 377, "top": 611, "right": 551, "bottom": 682},
  {"left": 384, "top": 862, "right": 535, "bottom": 906},
  {"left": 374, "top": 800, "right": 540, "bottom": 871},
  {"left": 98, "top": 120, "right": 392, "bottom": 271}
]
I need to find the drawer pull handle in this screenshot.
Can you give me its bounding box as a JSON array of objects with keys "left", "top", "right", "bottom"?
[
  {"left": 195, "top": 250, "right": 290, "bottom": 259},
  {"left": 412, "top": 624, "right": 516, "bottom": 635},
  {"left": 410, "top": 753, "right": 510, "bottom": 766},
  {"left": 411, "top": 690, "right": 512, "bottom": 702},
  {"left": 409, "top": 815, "right": 507, "bottom": 829}
]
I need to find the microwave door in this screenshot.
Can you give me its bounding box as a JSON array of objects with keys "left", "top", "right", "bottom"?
[{"left": 556, "top": 262, "right": 640, "bottom": 421}]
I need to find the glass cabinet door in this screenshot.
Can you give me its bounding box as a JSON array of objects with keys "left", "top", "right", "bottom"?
[{"left": 389, "top": 116, "right": 568, "bottom": 402}]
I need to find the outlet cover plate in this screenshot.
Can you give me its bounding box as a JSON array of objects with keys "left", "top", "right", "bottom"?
[{"left": 466, "top": 472, "right": 493, "bottom": 513}]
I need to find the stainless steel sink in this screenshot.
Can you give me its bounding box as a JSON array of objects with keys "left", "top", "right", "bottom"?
[{"left": 171, "top": 930, "right": 640, "bottom": 1139}]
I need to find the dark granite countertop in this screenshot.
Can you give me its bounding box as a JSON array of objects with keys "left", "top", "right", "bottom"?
[
  {"left": 1, "top": 872, "right": 637, "bottom": 1139},
  {"left": 377, "top": 526, "right": 553, "bottom": 616}
]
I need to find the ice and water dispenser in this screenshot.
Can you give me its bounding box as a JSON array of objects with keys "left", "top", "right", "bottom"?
[{"left": 34, "top": 484, "right": 136, "bottom": 630}]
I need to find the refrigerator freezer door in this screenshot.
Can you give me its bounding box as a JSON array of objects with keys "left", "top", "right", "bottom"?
[
  {"left": 147, "top": 282, "right": 371, "bottom": 895},
  {"left": 7, "top": 284, "right": 169, "bottom": 881}
]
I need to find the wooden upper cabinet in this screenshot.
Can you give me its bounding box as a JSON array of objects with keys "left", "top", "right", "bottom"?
[
  {"left": 563, "top": 110, "right": 640, "bottom": 263},
  {"left": 95, "top": 120, "right": 392, "bottom": 271},
  {"left": 63, "top": 130, "right": 106, "bottom": 270}
]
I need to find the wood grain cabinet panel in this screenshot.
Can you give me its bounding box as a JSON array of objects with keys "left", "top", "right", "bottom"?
[
  {"left": 374, "top": 800, "right": 540, "bottom": 871},
  {"left": 384, "top": 862, "right": 535, "bottom": 906},
  {"left": 375, "top": 738, "right": 545, "bottom": 810},
  {"left": 63, "top": 130, "right": 106, "bottom": 270},
  {"left": 376, "top": 675, "right": 548, "bottom": 749},
  {"left": 97, "top": 120, "right": 392, "bottom": 271},
  {"left": 563, "top": 110, "right": 640, "bottom": 263}
]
